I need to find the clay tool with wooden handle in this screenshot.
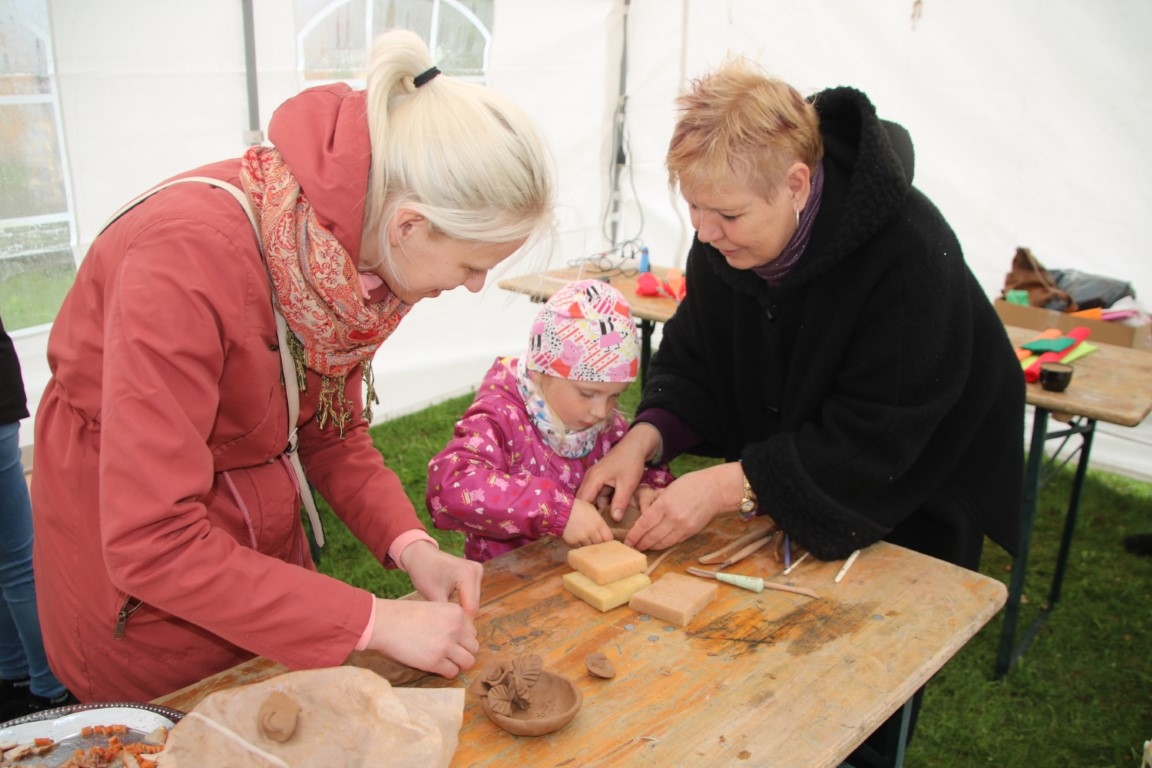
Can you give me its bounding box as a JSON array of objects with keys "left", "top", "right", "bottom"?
[
  {"left": 686, "top": 567, "right": 819, "bottom": 599},
  {"left": 686, "top": 566, "right": 764, "bottom": 593},
  {"left": 698, "top": 520, "right": 777, "bottom": 565},
  {"left": 712, "top": 535, "right": 773, "bottom": 569}
]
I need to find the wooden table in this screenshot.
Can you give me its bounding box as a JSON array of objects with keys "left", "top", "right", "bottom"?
[
  {"left": 155, "top": 515, "right": 1006, "bottom": 768},
  {"left": 996, "top": 325, "right": 1152, "bottom": 677},
  {"left": 495, "top": 271, "right": 1152, "bottom": 680},
  {"left": 498, "top": 262, "right": 679, "bottom": 384}
]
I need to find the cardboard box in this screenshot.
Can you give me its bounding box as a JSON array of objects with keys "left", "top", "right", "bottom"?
[{"left": 993, "top": 299, "right": 1152, "bottom": 352}]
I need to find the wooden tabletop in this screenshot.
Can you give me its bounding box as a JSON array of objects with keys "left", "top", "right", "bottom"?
[
  {"left": 497, "top": 263, "right": 679, "bottom": 324},
  {"left": 154, "top": 516, "right": 1005, "bottom": 768},
  {"left": 1007, "top": 325, "right": 1152, "bottom": 427}
]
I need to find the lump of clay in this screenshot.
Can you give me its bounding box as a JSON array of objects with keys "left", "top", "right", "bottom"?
[
  {"left": 257, "top": 691, "right": 300, "bottom": 743},
  {"left": 584, "top": 652, "right": 615, "bottom": 679},
  {"left": 344, "top": 649, "right": 428, "bottom": 685},
  {"left": 602, "top": 503, "right": 641, "bottom": 542},
  {"left": 469, "top": 654, "right": 582, "bottom": 737}
]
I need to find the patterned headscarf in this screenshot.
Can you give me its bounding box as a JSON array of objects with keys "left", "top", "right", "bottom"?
[
  {"left": 526, "top": 279, "right": 639, "bottom": 383},
  {"left": 240, "top": 145, "right": 411, "bottom": 436}
]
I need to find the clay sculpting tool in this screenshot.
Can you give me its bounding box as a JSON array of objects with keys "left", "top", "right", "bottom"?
[
  {"left": 713, "top": 535, "right": 773, "bottom": 569},
  {"left": 782, "top": 551, "right": 810, "bottom": 576},
  {"left": 698, "top": 520, "right": 776, "bottom": 565},
  {"left": 686, "top": 566, "right": 764, "bottom": 593},
  {"left": 834, "top": 549, "right": 861, "bottom": 584},
  {"left": 686, "top": 567, "right": 819, "bottom": 599}
]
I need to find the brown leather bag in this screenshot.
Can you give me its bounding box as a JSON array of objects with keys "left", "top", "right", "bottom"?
[{"left": 1002, "top": 246, "right": 1076, "bottom": 311}]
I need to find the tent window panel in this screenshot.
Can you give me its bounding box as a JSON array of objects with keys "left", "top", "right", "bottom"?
[
  {"left": 0, "top": 1, "right": 76, "bottom": 332},
  {"left": 296, "top": 0, "right": 493, "bottom": 86}
]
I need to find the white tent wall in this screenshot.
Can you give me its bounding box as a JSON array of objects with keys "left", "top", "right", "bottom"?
[
  {"left": 609, "top": 0, "right": 1152, "bottom": 482},
  {"left": 16, "top": 0, "right": 621, "bottom": 449},
  {"left": 13, "top": 1, "right": 1152, "bottom": 482}
]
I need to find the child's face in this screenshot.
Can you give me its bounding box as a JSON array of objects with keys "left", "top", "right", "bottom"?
[{"left": 534, "top": 374, "right": 629, "bottom": 432}]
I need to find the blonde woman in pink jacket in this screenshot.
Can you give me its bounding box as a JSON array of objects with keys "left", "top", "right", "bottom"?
[
  {"left": 427, "top": 279, "right": 674, "bottom": 563},
  {"left": 31, "top": 29, "right": 554, "bottom": 703}
]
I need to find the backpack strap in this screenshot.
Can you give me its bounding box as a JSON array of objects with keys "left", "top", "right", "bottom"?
[{"left": 96, "top": 177, "right": 325, "bottom": 547}]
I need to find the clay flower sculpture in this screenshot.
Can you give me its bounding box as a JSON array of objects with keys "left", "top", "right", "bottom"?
[{"left": 468, "top": 653, "right": 582, "bottom": 737}]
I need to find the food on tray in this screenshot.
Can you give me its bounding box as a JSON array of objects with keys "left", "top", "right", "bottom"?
[{"left": 0, "top": 722, "right": 167, "bottom": 767}]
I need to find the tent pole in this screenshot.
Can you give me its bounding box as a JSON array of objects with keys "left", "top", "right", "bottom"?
[
  {"left": 241, "top": 0, "right": 264, "bottom": 145},
  {"left": 607, "top": 0, "right": 631, "bottom": 247}
]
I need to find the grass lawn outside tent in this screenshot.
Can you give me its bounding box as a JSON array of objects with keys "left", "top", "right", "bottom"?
[{"left": 317, "top": 385, "right": 1152, "bottom": 767}]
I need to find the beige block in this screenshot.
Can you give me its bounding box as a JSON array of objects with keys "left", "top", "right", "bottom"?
[
  {"left": 567, "top": 540, "right": 647, "bottom": 585},
  {"left": 562, "top": 571, "right": 652, "bottom": 612},
  {"left": 629, "top": 572, "right": 718, "bottom": 627}
]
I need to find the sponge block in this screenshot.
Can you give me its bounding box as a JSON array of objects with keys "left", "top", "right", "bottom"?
[
  {"left": 567, "top": 540, "right": 648, "bottom": 585},
  {"left": 629, "top": 572, "right": 718, "bottom": 627},
  {"left": 563, "top": 571, "right": 652, "bottom": 612}
]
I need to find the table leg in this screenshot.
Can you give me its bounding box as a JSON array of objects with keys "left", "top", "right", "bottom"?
[
  {"left": 995, "top": 407, "right": 1049, "bottom": 678},
  {"left": 1047, "top": 417, "right": 1095, "bottom": 605},
  {"left": 838, "top": 697, "right": 913, "bottom": 768},
  {"left": 995, "top": 409, "right": 1096, "bottom": 679},
  {"left": 639, "top": 318, "right": 653, "bottom": 387}
]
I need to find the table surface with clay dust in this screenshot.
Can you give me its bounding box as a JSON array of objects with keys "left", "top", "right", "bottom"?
[{"left": 154, "top": 515, "right": 1006, "bottom": 768}]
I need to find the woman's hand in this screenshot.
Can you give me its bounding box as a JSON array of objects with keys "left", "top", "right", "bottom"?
[
  {"left": 577, "top": 424, "right": 662, "bottom": 523},
  {"left": 402, "top": 540, "right": 483, "bottom": 612},
  {"left": 561, "top": 498, "right": 615, "bottom": 548},
  {"left": 367, "top": 598, "right": 480, "bottom": 679},
  {"left": 625, "top": 462, "right": 744, "bottom": 551}
]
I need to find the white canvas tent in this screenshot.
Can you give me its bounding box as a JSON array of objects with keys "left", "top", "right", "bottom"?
[{"left": 11, "top": 0, "right": 1152, "bottom": 480}]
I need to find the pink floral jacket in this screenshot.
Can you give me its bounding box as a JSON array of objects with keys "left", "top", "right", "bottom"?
[{"left": 426, "top": 357, "right": 674, "bottom": 562}]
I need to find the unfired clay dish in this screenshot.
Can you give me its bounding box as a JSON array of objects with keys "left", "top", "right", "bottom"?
[{"left": 469, "top": 654, "right": 582, "bottom": 737}]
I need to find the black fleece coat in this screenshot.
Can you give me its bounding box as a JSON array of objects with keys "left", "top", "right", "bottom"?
[{"left": 639, "top": 87, "right": 1024, "bottom": 569}]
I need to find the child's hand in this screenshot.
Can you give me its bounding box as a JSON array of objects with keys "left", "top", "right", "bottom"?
[
  {"left": 562, "top": 498, "right": 615, "bottom": 548},
  {"left": 633, "top": 483, "right": 660, "bottom": 512}
]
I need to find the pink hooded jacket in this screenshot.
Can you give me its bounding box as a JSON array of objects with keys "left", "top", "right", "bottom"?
[
  {"left": 31, "top": 84, "right": 420, "bottom": 702},
  {"left": 426, "top": 357, "right": 674, "bottom": 562}
]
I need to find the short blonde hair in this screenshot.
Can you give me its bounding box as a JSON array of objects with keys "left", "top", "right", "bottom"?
[
  {"left": 667, "top": 56, "right": 822, "bottom": 199},
  {"left": 362, "top": 29, "right": 555, "bottom": 266}
]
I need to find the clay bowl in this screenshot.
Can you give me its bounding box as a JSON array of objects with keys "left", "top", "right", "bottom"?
[
  {"left": 1039, "top": 362, "right": 1074, "bottom": 392},
  {"left": 480, "top": 672, "right": 582, "bottom": 736}
]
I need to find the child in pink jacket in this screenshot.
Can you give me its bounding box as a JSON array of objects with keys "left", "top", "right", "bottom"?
[{"left": 427, "top": 279, "right": 673, "bottom": 562}]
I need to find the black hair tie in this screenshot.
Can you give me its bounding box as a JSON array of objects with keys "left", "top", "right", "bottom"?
[{"left": 413, "top": 66, "right": 441, "bottom": 88}]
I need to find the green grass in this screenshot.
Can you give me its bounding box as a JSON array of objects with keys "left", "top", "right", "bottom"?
[
  {"left": 0, "top": 268, "right": 75, "bottom": 330},
  {"left": 316, "top": 381, "right": 1152, "bottom": 766}
]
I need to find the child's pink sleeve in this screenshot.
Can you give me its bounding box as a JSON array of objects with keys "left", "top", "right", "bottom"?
[{"left": 426, "top": 401, "right": 573, "bottom": 542}]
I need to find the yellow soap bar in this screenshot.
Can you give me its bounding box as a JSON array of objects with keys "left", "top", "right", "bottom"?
[
  {"left": 563, "top": 571, "right": 652, "bottom": 612},
  {"left": 629, "top": 572, "right": 718, "bottom": 627},
  {"left": 567, "top": 540, "right": 647, "bottom": 585}
]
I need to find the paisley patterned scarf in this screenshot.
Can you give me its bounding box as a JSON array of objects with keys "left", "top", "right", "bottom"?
[{"left": 239, "top": 146, "right": 411, "bottom": 436}]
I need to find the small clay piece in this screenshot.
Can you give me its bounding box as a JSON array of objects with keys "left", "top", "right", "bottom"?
[
  {"left": 469, "top": 653, "right": 582, "bottom": 736},
  {"left": 602, "top": 502, "right": 642, "bottom": 541},
  {"left": 584, "top": 652, "right": 616, "bottom": 679},
  {"left": 257, "top": 690, "right": 300, "bottom": 743},
  {"left": 344, "top": 649, "right": 428, "bottom": 685}
]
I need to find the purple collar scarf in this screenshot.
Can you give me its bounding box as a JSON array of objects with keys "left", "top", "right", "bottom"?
[{"left": 753, "top": 160, "right": 825, "bottom": 285}]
